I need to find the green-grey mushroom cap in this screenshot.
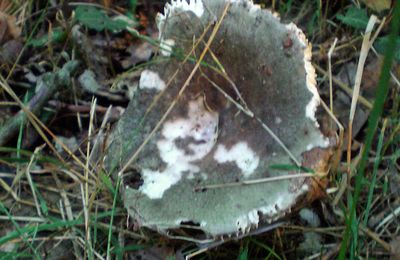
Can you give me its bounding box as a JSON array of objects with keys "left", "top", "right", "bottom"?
[{"left": 105, "top": 0, "right": 333, "bottom": 238}]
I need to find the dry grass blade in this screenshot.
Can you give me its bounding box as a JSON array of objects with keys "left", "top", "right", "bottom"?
[
  {"left": 0, "top": 77, "right": 91, "bottom": 182},
  {"left": 358, "top": 224, "right": 391, "bottom": 252},
  {"left": 196, "top": 173, "right": 316, "bottom": 191},
  {"left": 51, "top": 172, "right": 83, "bottom": 258},
  {"left": 313, "top": 64, "right": 373, "bottom": 109},
  {"left": 319, "top": 100, "right": 343, "bottom": 172},
  {"left": 328, "top": 38, "right": 338, "bottom": 114},
  {"left": 84, "top": 97, "right": 97, "bottom": 256},
  {"left": 347, "top": 15, "right": 377, "bottom": 172},
  {"left": 25, "top": 145, "right": 45, "bottom": 217}
]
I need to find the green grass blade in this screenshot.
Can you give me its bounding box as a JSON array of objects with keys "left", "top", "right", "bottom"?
[
  {"left": 338, "top": 1, "right": 400, "bottom": 258},
  {"left": 0, "top": 203, "right": 41, "bottom": 259},
  {"left": 250, "top": 238, "right": 281, "bottom": 260},
  {"left": 106, "top": 173, "right": 122, "bottom": 259},
  {"left": 362, "top": 120, "right": 387, "bottom": 226}
]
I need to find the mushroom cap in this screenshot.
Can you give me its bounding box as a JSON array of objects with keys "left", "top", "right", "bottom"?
[{"left": 106, "top": 0, "right": 333, "bottom": 237}]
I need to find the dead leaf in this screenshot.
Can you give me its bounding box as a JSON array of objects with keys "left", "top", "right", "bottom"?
[
  {"left": 0, "top": 0, "right": 11, "bottom": 13},
  {"left": 390, "top": 236, "right": 400, "bottom": 259},
  {"left": 362, "top": 56, "right": 383, "bottom": 98},
  {"left": 361, "top": 0, "right": 391, "bottom": 12},
  {"left": 0, "top": 11, "right": 21, "bottom": 44},
  {"left": 0, "top": 39, "right": 23, "bottom": 64}
]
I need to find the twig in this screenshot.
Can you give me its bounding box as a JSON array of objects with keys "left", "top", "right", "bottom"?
[
  {"left": 0, "top": 216, "right": 45, "bottom": 222},
  {"left": 0, "top": 61, "right": 79, "bottom": 146},
  {"left": 0, "top": 61, "right": 93, "bottom": 183},
  {"left": 359, "top": 224, "right": 391, "bottom": 252},
  {"left": 195, "top": 173, "right": 315, "bottom": 191},
  {"left": 375, "top": 204, "right": 400, "bottom": 231}
]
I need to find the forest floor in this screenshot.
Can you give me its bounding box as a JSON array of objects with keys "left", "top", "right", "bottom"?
[{"left": 0, "top": 0, "right": 399, "bottom": 259}]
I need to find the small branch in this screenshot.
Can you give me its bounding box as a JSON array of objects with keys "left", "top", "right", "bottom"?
[
  {"left": 195, "top": 173, "right": 315, "bottom": 191},
  {"left": 0, "top": 60, "right": 79, "bottom": 146}
]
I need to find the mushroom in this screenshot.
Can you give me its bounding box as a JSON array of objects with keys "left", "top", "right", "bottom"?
[{"left": 105, "top": 0, "right": 334, "bottom": 238}]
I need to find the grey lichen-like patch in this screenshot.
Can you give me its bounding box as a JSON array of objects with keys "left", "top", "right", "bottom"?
[{"left": 105, "top": 0, "right": 333, "bottom": 238}]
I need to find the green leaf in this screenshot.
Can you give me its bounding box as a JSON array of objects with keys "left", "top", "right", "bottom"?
[
  {"left": 99, "top": 170, "right": 116, "bottom": 196},
  {"left": 336, "top": 7, "right": 369, "bottom": 30},
  {"left": 75, "top": 6, "right": 108, "bottom": 31},
  {"left": 28, "top": 27, "right": 66, "bottom": 47},
  {"left": 374, "top": 36, "right": 400, "bottom": 62},
  {"left": 36, "top": 188, "right": 49, "bottom": 216},
  {"left": 74, "top": 6, "right": 132, "bottom": 32}
]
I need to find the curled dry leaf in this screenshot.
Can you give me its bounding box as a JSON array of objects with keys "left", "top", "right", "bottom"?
[{"left": 105, "top": 0, "right": 334, "bottom": 238}]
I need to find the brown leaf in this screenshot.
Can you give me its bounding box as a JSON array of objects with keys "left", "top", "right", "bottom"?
[
  {"left": 0, "top": 11, "right": 21, "bottom": 44},
  {"left": 361, "top": 0, "right": 392, "bottom": 12},
  {"left": 0, "top": 0, "right": 11, "bottom": 13}
]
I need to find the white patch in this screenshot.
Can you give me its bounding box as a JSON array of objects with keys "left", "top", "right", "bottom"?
[
  {"left": 160, "top": 38, "right": 175, "bottom": 56},
  {"left": 200, "top": 172, "right": 208, "bottom": 180},
  {"left": 257, "top": 183, "right": 309, "bottom": 219},
  {"left": 236, "top": 209, "right": 259, "bottom": 233},
  {"left": 285, "top": 23, "right": 331, "bottom": 149},
  {"left": 139, "top": 97, "right": 219, "bottom": 199},
  {"left": 157, "top": 0, "right": 204, "bottom": 45},
  {"left": 285, "top": 23, "right": 320, "bottom": 126},
  {"left": 230, "top": 0, "right": 261, "bottom": 14},
  {"left": 139, "top": 70, "right": 166, "bottom": 91},
  {"left": 214, "top": 142, "right": 259, "bottom": 177},
  {"left": 275, "top": 117, "right": 282, "bottom": 124},
  {"left": 186, "top": 172, "right": 194, "bottom": 179},
  {"left": 260, "top": 191, "right": 295, "bottom": 216},
  {"left": 249, "top": 4, "right": 261, "bottom": 14},
  {"left": 159, "top": 0, "right": 204, "bottom": 23},
  {"left": 306, "top": 137, "right": 330, "bottom": 151},
  {"left": 175, "top": 218, "right": 190, "bottom": 225}
]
